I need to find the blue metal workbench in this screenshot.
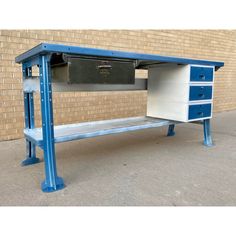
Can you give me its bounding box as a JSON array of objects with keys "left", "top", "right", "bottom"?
[{"left": 16, "top": 43, "right": 224, "bottom": 192}]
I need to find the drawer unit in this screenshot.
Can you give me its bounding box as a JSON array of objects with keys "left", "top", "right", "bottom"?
[
  {"left": 51, "top": 53, "right": 135, "bottom": 84},
  {"left": 189, "top": 85, "right": 213, "bottom": 101},
  {"left": 190, "top": 66, "right": 214, "bottom": 82},
  {"left": 147, "top": 64, "right": 214, "bottom": 122}
]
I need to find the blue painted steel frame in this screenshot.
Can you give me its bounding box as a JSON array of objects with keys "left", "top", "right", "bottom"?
[
  {"left": 21, "top": 64, "right": 40, "bottom": 166},
  {"left": 203, "top": 119, "right": 213, "bottom": 146},
  {"left": 167, "top": 124, "right": 176, "bottom": 137},
  {"left": 39, "top": 55, "right": 65, "bottom": 192},
  {"left": 15, "top": 43, "right": 224, "bottom": 70},
  {"left": 167, "top": 120, "right": 213, "bottom": 145}
]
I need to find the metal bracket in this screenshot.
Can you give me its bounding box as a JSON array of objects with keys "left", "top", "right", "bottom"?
[{"left": 23, "top": 78, "right": 40, "bottom": 93}]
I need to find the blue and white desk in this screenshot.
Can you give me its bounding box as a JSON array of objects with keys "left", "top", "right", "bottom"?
[{"left": 15, "top": 43, "right": 224, "bottom": 192}]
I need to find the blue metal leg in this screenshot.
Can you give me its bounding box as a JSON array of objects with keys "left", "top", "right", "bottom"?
[
  {"left": 203, "top": 119, "right": 213, "bottom": 147},
  {"left": 39, "top": 55, "right": 65, "bottom": 192},
  {"left": 22, "top": 66, "right": 40, "bottom": 166},
  {"left": 167, "top": 124, "right": 175, "bottom": 136}
]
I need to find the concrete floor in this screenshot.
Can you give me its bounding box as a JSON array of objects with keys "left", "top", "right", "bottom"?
[{"left": 0, "top": 110, "right": 236, "bottom": 206}]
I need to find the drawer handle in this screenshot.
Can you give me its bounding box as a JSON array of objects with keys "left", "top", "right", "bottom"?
[
  {"left": 198, "top": 93, "right": 205, "bottom": 98},
  {"left": 198, "top": 112, "right": 204, "bottom": 116},
  {"left": 199, "top": 74, "right": 205, "bottom": 80},
  {"left": 97, "top": 65, "right": 112, "bottom": 69}
]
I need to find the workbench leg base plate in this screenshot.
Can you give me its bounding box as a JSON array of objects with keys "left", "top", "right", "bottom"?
[
  {"left": 167, "top": 131, "right": 175, "bottom": 137},
  {"left": 21, "top": 157, "right": 40, "bottom": 166},
  {"left": 41, "top": 177, "right": 65, "bottom": 193},
  {"left": 203, "top": 142, "right": 214, "bottom": 147}
]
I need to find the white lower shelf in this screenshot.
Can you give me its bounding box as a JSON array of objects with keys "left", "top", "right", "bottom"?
[{"left": 24, "top": 116, "right": 179, "bottom": 148}]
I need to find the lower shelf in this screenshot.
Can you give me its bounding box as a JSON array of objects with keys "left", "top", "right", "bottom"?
[{"left": 24, "top": 116, "right": 179, "bottom": 148}]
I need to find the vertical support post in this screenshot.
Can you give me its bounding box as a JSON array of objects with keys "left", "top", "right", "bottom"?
[
  {"left": 39, "top": 55, "right": 65, "bottom": 192},
  {"left": 21, "top": 65, "right": 40, "bottom": 166},
  {"left": 167, "top": 124, "right": 175, "bottom": 136},
  {"left": 203, "top": 119, "right": 213, "bottom": 147}
]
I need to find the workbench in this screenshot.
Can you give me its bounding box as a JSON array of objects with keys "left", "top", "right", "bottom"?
[{"left": 15, "top": 43, "right": 224, "bottom": 192}]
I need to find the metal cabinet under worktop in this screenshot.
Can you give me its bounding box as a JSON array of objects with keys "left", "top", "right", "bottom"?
[
  {"left": 147, "top": 64, "right": 214, "bottom": 122},
  {"left": 15, "top": 43, "right": 224, "bottom": 192}
]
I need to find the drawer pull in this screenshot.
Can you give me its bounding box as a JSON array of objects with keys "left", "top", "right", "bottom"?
[
  {"left": 97, "top": 64, "right": 112, "bottom": 69},
  {"left": 198, "top": 93, "right": 205, "bottom": 98},
  {"left": 199, "top": 74, "right": 205, "bottom": 80},
  {"left": 198, "top": 112, "right": 204, "bottom": 116}
]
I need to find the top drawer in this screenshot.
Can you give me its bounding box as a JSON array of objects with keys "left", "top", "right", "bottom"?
[
  {"left": 51, "top": 54, "right": 135, "bottom": 84},
  {"left": 190, "top": 66, "right": 214, "bottom": 82}
]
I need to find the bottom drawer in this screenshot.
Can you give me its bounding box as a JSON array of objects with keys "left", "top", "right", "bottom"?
[{"left": 188, "top": 103, "right": 212, "bottom": 120}]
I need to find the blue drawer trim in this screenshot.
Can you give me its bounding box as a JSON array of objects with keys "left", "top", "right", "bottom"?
[
  {"left": 190, "top": 66, "right": 213, "bottom": 82},
  {"left": 189, "top": 86, "right": 213, "bottom": 101},
  {"left": 188, "top": 103, "right": 212, "bottom": 120}
]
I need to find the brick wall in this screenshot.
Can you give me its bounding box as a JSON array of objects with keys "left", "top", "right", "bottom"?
[{"left": 0, "top": 30, "right": 235, "bottom": 141}]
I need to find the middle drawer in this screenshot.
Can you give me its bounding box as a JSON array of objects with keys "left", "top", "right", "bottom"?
[{"left": 189, "top": 85, "right": 212, "bottom": 101}]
